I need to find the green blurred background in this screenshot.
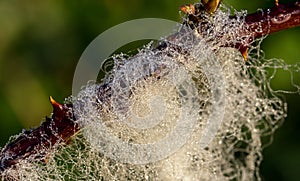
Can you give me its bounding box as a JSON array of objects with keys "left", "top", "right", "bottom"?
[{"left": 0, "top": 0, "right": 299, "bottom": 180}]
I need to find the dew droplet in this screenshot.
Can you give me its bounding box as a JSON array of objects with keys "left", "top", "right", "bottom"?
[{"left": 271, "top": 13, "right": 291, "bottom": 24}]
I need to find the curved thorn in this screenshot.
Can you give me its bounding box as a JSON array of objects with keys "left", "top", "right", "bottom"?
[{"left": 49, "top": 96, "right": 63, "bottom": 112}]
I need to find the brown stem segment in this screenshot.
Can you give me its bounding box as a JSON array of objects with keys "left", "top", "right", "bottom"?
[
  {"left": 235, "top": 1, "right": 300, "bottom": 59},
  {"left": 181, "top": 1, "right": 300, "bottom": 59},
  {"left": 0, "top": 97, "right": 79, "bottom": 173},
  {"left": 245, "top": 2, "right": 300, "bottom": 39},
  {"left": 1, "top": 0, "right": 300, "bottom": 176},
  {"left": 241, "top": 1, "right": 300, "bottom": 60}
]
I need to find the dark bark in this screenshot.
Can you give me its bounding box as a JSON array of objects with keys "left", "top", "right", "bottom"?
[{"left": 0, "top": 98, "right": 79, "bottom": 173}]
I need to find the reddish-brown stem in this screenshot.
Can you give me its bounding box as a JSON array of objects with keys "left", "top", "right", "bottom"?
[
  {"left": 0, "top": 1, "right": 299, "bottom": 176},
  {"left": 0, "top": 98, "right": 79, "bottom": 173},
  {"left": 245, "top": 2, "right": 300, "bottom": 39},
  {"left": 238, "top": 1, "right": 300, "bottom": 59}
]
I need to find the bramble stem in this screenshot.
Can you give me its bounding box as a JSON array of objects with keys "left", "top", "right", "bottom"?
[{"left": 244, "top": 1, "right": 300, "bottom": 41}]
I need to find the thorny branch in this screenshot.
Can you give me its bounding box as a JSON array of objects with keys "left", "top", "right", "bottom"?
[
  {"left": 180, "top": 1, "right": 300, "bottom": 59},
  {"left": 0, "top": 98, "right": 79, "bottom": 173},
  {"left": 0, "top": 1, "right": 299, "bottom": 176}
]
